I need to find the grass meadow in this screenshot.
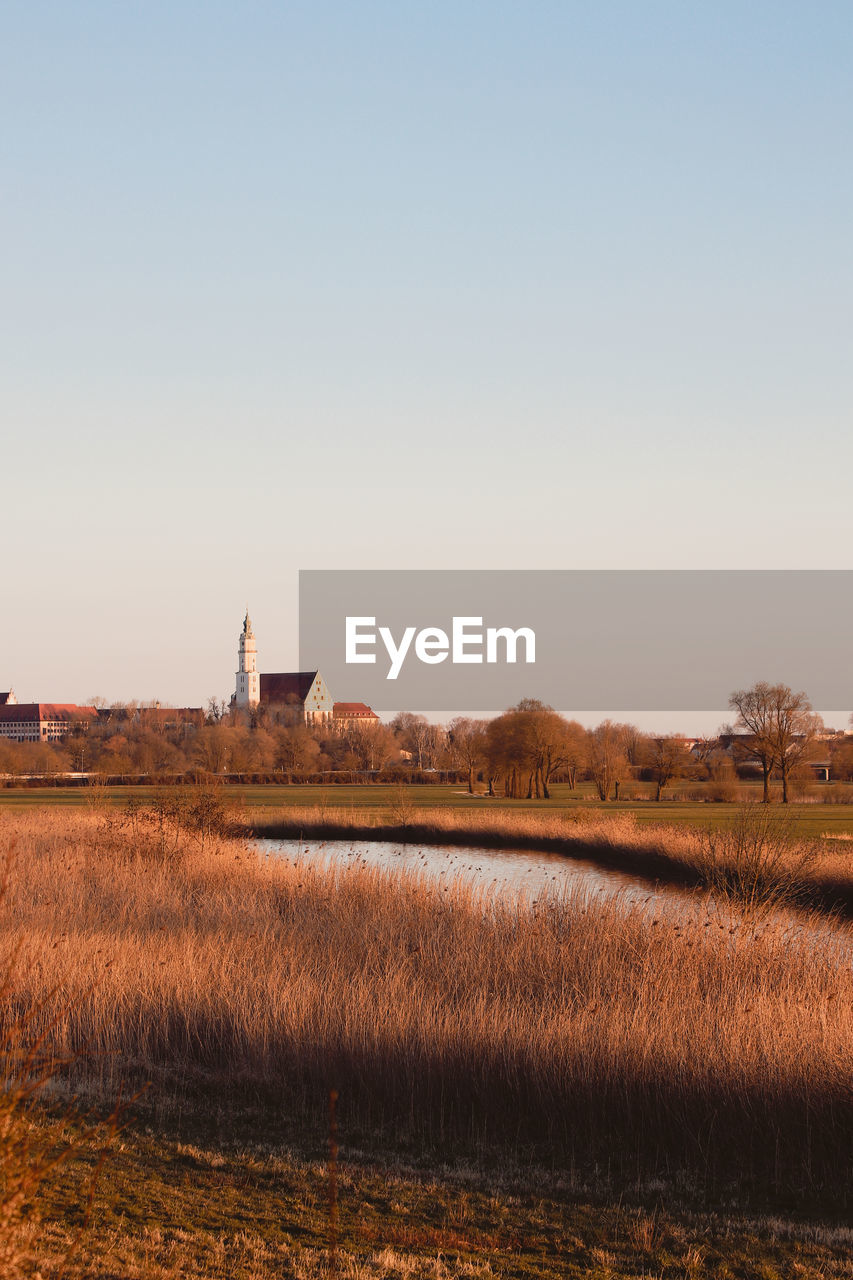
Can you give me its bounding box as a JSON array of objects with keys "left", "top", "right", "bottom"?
[
  {"left": 3, "top": 803, "right": 853, "bottom": 1275},
  {"left": 3, "top": 778, "right": 853, "bottom": 838}
]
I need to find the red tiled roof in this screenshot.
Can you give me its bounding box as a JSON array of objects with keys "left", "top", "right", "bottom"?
[
  {"left": 259, "top": 672, "right": 320, "bottom": 704},
  {"left": 0, "top": 703, "right": 97, "bottom": 724},
  {"left": 333, "top": 702, "right": 378, "bottom": 718}
]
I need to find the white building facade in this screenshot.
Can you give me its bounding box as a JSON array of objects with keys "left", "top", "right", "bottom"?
[
  {"left": 235, "top": 611, "right": 261, "bottom": 707},
  {"left": 233, "top": 613, "right": 334, "bottom": 724}
]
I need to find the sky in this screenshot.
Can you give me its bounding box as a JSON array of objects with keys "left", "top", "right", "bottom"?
[{"left": 3, "top": 2, "right": 852, "bottom": 724}]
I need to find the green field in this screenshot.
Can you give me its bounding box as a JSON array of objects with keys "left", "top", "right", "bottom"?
[{"left": 4, "top": 780, "right": 853, "bottom": 837}]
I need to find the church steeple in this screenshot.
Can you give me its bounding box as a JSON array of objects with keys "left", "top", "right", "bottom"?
[{"left": 235, "top": 609, "right": 260, "bottom": 707}]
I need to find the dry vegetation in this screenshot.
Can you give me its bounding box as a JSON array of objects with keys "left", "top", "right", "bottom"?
[
  {"left": 1, "top": 803, "right": 853, "bottom": 1222},
  {"left": 0, "top": 854, "right": 121, "bottom": 1278},
  {"left": 254, "top": 799, "right": 853, "bottom": 913},
  {"left": 28, "top": 1125, "right": 853, "bottom": 1279}
]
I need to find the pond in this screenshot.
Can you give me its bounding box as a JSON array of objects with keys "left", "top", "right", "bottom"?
[
  {"left": 255, "top": 836, "right": 666, "bottom": 907},
  {"left": 253, "top": 837, "right": 853, "bottom": 958}
]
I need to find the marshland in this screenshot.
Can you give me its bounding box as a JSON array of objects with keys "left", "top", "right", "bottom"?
[{"left": 4, "top": 795, "right": 853, "bottom": 1276}]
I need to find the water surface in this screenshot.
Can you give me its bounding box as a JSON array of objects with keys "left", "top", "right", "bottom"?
[
  {"left": 254, "top": 838, "right": 853, "bottom": 953},
  {"left": 256, "top": 837, "right": 662, "bottom": 906}
]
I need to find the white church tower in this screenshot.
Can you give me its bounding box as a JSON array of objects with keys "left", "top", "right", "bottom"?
[{"left": 235, "top": 609, "right": 260, "bottom": 707}]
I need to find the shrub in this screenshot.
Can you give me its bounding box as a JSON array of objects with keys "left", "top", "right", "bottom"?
[{"left": 696, "top": 804, "right": 819, "bottom": 910}]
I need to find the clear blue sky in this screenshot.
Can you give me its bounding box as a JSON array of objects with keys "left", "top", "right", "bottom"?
[{"left": 3, "top": 2, "right": 852, "bottom": 718}]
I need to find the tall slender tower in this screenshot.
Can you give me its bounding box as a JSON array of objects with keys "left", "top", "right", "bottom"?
[{"left": 235, "top": 609, "right": 260, "bottom": 707}]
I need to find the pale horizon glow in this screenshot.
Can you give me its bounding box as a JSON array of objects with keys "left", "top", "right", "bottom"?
[{"left": 4, "top": 3, "right": 852, "bottom": 710}]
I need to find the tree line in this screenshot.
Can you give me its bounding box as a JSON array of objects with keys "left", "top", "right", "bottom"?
[{"left": 1, "top": 682, "right": 851, "bottom": 801}]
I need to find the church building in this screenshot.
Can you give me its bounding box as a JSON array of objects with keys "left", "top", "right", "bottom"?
[{"left": 233, "top": 611, "right": 335, "bottom": 725}]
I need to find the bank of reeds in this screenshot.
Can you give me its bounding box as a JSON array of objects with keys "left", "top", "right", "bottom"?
[
  {"left": 2, "top": 808, "right": 853, "bottom": 1207},
  {"left": 253, "top": 802, "right": 853, "bottom": 915},
  {"left": 0, "top": 846, "right": 120, "bottom": 1277}
]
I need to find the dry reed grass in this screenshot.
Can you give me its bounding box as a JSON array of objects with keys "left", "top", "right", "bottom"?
[
  {"left": 0, "top": 846, "right": 120, "bottom": 1277},
  {"left": 255, "top": 802, "right": 853, "bottom": 912},
  {"left": 2, "top": 806, "right": 853, "bottom": 1204}
]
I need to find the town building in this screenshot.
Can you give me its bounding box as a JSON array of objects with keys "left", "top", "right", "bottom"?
[
  {"left": 258, "top": 671, "right": 335, "bottom": 724},
  {"left": 0, "top": 703, "right": 97, "bottom": 743},
  {"left": 332, "top": 702, "right": 381, "bottom": 731},
  {"left": 232, "top": 612, "right": 334, "bottom": 724},
  {"left": 234, "top": 611, "right": 261, "bottom": 708},
  {"left": 232, "top": 612, "right": 379, "bottom": 728}
]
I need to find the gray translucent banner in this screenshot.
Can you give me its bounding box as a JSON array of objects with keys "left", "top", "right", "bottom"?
[{"left": 299, "top": 571, "right": 853, "bottom": 713}]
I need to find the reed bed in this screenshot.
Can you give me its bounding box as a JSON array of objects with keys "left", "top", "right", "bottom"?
[
  {"left": 3, "top": 807, "right": 853, "bottom": 1205},
  {"left": 254, "top": 801, "right": 853, "bottom": 913}
]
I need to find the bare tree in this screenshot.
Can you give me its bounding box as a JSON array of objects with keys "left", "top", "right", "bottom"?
[
  {"left": 621, "top": 723, "right": 645, "bottom": 769},
  {"left": 563, "top": 720, "right": 588, "bottom": 790},
  {"left": 482, "top": 701, "right": 574, "bottom": 799},
  {"left": 587, "top": 720, "right": 629, "bottom": 802},
  {"left": 192, "top": 724, "right": 231, "bottom": 775},
  {"left": 645, "top": 735, "right": 691, "bottom": 801},
  {"left": 768, "top": 687, "right": 823, "bottom": 804},
  {"left": 484, "top": 708, "right": 528, "bottom": 798},
  {"left": 448, "top": 717, "right": 489, "bottom": 794},
  {"left": 206, "top": 696, "right": 228, "bottom": 724},
  {"left": 728, "top": 683, "right": 781, "bottom": 803},
  {"left": 520, "top": 701, "right": 575, "bottom": 799},
  {"left": 274, "top": 723, "right": 321, "bottom": 777},
  {"left": 421, "top": 722, "right": 446, "bottom": 771},
  {"left": 338, "top": 720, "right": 396, "bottom": 772},
  {"left": 391, "top": 713, "right": 432, "bottom": 770},
  {"left": 730, "top": 682, "right": 822, "bottom": 803}
]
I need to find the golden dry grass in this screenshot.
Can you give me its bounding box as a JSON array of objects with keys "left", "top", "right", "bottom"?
[
  {"left": 0, "top": 853, "right": 120, "bottom": 1278},
  {"left": 2, "top": 806, "right": 853, "bottom": 1206},
  {"left": 256, "top": 800, "right": 853, "bottom": 910}
]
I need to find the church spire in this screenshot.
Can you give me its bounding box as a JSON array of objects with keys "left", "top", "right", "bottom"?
[{"left": 236, "top": 609, "right": 260, "bottom": 707}]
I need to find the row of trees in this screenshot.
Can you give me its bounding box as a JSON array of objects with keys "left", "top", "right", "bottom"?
[
  {"left": 1, "top": 683, "right": 850, "bottom": 801},
  {"left": 442, "top": 682, "right": 847, "bottom": 803}
]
